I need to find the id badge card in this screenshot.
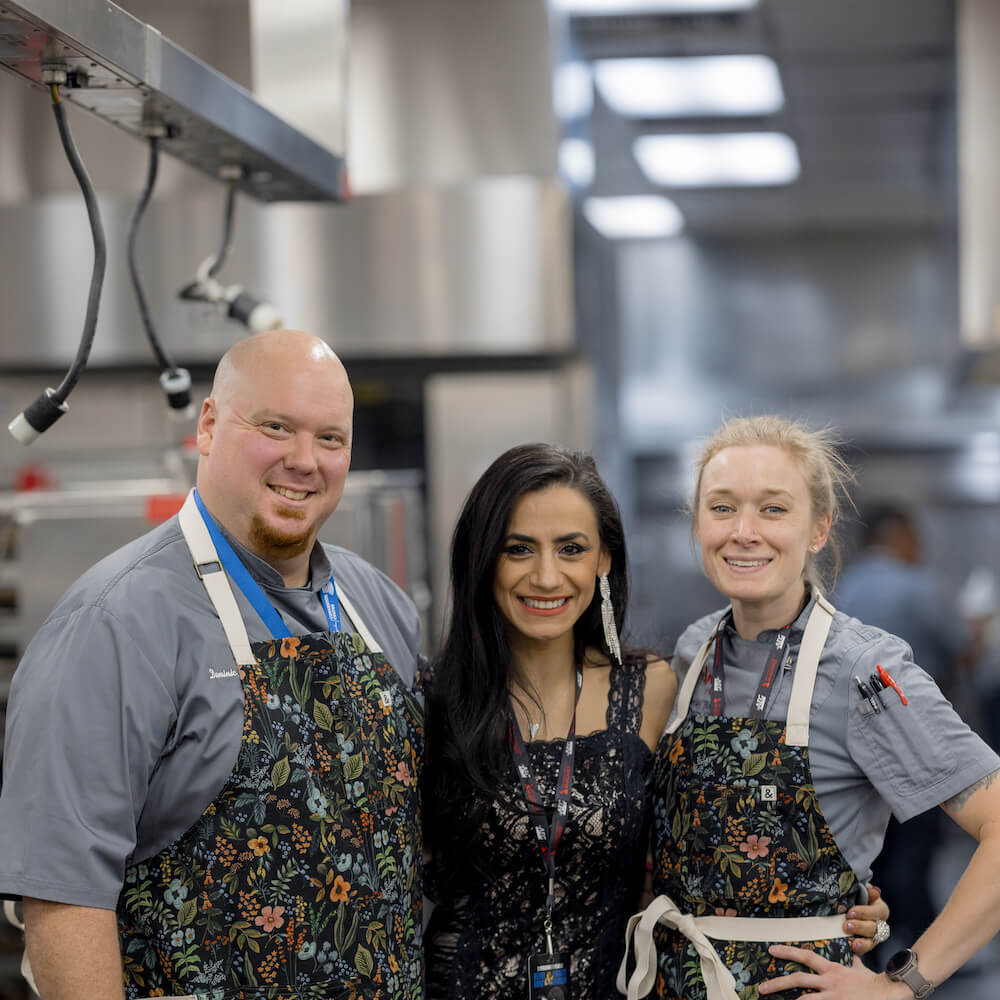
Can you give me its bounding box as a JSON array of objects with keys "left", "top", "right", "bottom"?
[{"left": 527, "top": 952, "right": 571, "bottom": 1000}]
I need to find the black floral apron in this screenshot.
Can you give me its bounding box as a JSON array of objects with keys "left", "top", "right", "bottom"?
[
  {"left": 620, "top": 595, "right": 861, "bottom": 1000},
  {"left": 116, "top": 492, "right": 423, "bottom": 1000}
]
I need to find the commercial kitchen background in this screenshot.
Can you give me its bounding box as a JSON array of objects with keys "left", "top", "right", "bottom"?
[{"left": 3, "top": 0, "right": 1000, "bottom": 996}]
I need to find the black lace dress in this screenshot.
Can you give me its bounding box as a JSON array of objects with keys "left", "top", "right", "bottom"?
[{"left": 424, "top": 658, "right": 653, "bottom": 1000}]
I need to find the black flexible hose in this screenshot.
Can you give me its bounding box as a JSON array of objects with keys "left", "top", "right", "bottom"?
[
  {"left": 127, "top": 135, "right": 175, "bottom": 373},
  {"left": 206, "top": 178, "right": 238, "bottom": 279},
  {"left": 49, "top": 85, "right": 106, "bottom": 406}
]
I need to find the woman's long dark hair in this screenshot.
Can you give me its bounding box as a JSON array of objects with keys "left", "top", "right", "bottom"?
[{"left": 423, "top": 443, "right": 631, "bottom": 879}]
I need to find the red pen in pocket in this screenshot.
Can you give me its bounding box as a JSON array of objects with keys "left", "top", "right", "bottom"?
[{"left": 876, "top": 665, "right": 908, "bottom": 706}]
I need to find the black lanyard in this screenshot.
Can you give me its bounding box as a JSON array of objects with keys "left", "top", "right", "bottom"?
[
  {"left": 705, "top": 614, "right": 794, "bottom": 719},
  {"left": 509, "top": 665, "right": 583, "bottom": 940}
]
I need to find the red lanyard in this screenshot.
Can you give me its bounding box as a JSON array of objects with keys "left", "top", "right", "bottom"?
[
  {"left": 706, "top": 614, "right": 793, "bottom": 718},
  {"left": 509, "top": 665, "right": 583, "bottom": 917}
]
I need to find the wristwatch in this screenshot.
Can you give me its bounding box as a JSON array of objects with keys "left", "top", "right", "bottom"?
[{"left": 885, "top": 949, "right": 935, "bottom": 998}]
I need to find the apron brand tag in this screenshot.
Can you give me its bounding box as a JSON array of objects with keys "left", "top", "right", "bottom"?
[
  {"left": 761, "top": 785, "right": 777, "bottom": 802},
  {"left": 379, "top": 689, "right": 393, "bottom": 708}
]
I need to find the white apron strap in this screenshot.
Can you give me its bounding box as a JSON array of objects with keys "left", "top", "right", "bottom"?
[
  {"left": 784, "top": 594, "right": 835, "bottom": 748},
  {"left": 3, "top": 900, "right": 40, "bottom": 998},
  {"left": 617, "top": 895, "right": 850, "bottom": 1000},
  {"left": 179, "top": 490, "right": 381, "bottom": 662},
  {"left": 336, "top": 592, "right": 382, "bottom": 654},
  {"left": 177, "top": 490, "right": 255, "bottom": 667},
  {"left": 665, "top": 614, "right": 728, "bottom": 736},
  {"left": 691, "top": 911, "right": 847, "bottom": 942},
  {"left": 618, "top": 894, "right": 741, "bottom": 1000}
]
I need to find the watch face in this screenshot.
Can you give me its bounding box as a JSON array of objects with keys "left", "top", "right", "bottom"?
[{"left": 885, "top": 949, "right": 912, "bottom": 976}]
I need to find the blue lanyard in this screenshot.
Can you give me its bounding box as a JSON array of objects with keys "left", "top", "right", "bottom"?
[{"left": 192, "top": 488, "right": 342, "bottom": 639}]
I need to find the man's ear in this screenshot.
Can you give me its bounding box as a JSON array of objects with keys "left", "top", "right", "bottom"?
[{"left": 196, "top": 398, "right": 216, "bottom": 457}]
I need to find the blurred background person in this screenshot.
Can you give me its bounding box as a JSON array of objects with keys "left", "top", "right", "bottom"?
[
  {"left": 957, "top": 566, "right": 1000, "bottom": 752},
  {"left": 836, "top": 503, "right": 975, "bottom": 961}
]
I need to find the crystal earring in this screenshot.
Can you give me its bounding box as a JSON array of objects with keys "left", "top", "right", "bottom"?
[{"left": 599, "top": 573, "right": 622, "bottom": 666}]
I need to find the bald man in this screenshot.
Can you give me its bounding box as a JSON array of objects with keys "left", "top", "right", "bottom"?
[{"left": 0, "top": 331, "right": 425, "bottom": 1000}]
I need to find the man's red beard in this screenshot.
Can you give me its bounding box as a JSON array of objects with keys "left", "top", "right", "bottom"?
[{"left": 249, "top": 506, "right": 311, "bottom": 561}]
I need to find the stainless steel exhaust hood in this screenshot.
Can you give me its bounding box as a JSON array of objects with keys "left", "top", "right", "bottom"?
[
  {"left": 0, "top": 0, "right": 574, "bottom": 369},
  {"left": 0, "top": 0, "right": 346, "bottom": 201}
]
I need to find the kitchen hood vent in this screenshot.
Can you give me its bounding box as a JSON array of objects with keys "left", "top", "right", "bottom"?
[{"left": 0, "top": 0, "right": 346, "bottom": 201}]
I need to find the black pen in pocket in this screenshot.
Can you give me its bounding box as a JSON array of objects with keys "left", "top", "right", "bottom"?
[{"left": 854, "top": 675, "right": 882, "bottom": 714}]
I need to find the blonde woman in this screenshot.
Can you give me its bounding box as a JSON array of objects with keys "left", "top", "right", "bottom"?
[{"left": 623, "top": 416, "right": 1000, "bottom": 1000}]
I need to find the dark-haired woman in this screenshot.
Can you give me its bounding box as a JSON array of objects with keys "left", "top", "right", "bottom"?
[{"left": 423, "top": 443, "right": 887, "bottom": 999}]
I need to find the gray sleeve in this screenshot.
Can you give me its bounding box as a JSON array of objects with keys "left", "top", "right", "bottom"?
[
  {"left": 327, "top": 549, "right": 423, "bottom": 690},
  {"left": 0, "top": 606, "right": 176, "bottom": 909},
  {"left": 843, "top": 631, "right": 1000, "bottom": 822}
]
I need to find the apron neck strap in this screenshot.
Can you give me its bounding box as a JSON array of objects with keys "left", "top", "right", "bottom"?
[
  {"left": 178, "top": 489, "right": 380, "bottom": 664},
  {"left": 667, "top": 596, "right": 835, "bottom": 746},
  {"left": 666, "top": 611, "right": 728, "bottom": 735},
  {"left": 784, "top": 593, "right": 834, "bottom": 747},
  {"left": 179, "top": 489, "right": 255, "bottom": 667},
  {"left": 337, "top": 591, "right": 381, "bottom": 653}
]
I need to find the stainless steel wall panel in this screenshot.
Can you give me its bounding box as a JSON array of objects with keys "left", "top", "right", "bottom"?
[
  {"left": 959, "top": 0, "right": 1000, "bottom": 347},
  {"left": 348, "top": 0, "right": 558, "bottom": 194},
  {"left": 0, "top": 177, "right": 573, "bottom": 365},
  {"left": 248, "top": 0, "right": 348, "bottom": 157}
]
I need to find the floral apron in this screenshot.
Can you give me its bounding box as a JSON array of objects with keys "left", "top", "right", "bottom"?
[
  {"left": 620, "top": 595, "right": 860, "bottom": 1000},
  {"left": 116, "top": 492, "right": 424, "bottom": 1000}
]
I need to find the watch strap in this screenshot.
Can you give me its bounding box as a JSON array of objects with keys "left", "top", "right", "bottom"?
[{"left": 886, "top": 950, "right": 935, "bottom": 999}]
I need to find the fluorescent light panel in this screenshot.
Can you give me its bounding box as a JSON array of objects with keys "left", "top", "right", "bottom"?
[
  {"left": 553, "top": 0, "right": 758, "bottom": 13},
  {"left": 553, "top": 61, "right": 594, "bottom": 120},
  {"left": 634, "top": 131, "right": 799, "bottom": 186},
  {"left": 582, "top": 195, "right": 684, "bottom": 239},
  {"left": 559, "top": 138, "right": 595, "bottom": 188},
  {"left": 594, "top": 55, "right": 783, "bottom": 117}
]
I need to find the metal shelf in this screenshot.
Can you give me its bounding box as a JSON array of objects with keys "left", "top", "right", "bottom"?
[{"left": 0, "top": 0, "right": 347, "bottom": 201}]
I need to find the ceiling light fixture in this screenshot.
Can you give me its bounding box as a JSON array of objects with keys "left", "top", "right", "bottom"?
[
  {"left": 559, "top": 138, "right": 596, "bottom": 188},
  {"left": 552, "top": 0, "right": 758, "bottom": 14},
  {"left": 554, "top": 61, "right": 594, "bottom": 120},
  {"left": 594, "top": 55, "right": 783, "bottom": 117},
  {"left": 582, "top": 195, "right": 684, "bottom": 239},
  {"left": 633, "top": 131, "right": 800, "bottom": 186}
]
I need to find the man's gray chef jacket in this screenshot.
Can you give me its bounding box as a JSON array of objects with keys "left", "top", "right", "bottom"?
[{"left": 0, "top": 514, "right": 423, "bottom": 910}]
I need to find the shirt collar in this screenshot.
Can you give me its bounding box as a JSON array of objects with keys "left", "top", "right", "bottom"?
[
  {"left": 722, "top": 584, "right": 817, "bottom": 643},
  {"left": 217, "top": 524, "right": 333, "bottom": 594}
]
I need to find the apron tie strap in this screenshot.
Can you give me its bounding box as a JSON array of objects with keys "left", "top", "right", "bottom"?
[
  {"left": 618, "top": 894, "right": 851, "bottom": 1000},
  {"left": 618, "top": 895, "right": 741, "bottom": 1000}
]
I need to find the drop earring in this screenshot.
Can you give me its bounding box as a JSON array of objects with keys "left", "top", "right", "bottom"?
[{"left": 599, "top": 573, "right": 622, "bottom": 666}]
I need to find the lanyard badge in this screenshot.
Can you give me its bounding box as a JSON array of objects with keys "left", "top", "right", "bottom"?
[
  {"left": 527, "top": 952, "right": 571, "bottom": 1000},
  {"left": 708, "top": 613, "right": 794, "bottom": 719},
  {"left": 509, "top": 666, "right": 582, "bottom": 1000}
]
